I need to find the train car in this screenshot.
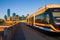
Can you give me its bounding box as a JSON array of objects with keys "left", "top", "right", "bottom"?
[{"left": 27, "top": 4, "right": 60, "bottom": 33}]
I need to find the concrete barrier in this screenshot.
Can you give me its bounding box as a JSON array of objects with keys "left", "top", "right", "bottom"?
[{"left": 4, "top": 24, "right": 17, "bottom": 40}]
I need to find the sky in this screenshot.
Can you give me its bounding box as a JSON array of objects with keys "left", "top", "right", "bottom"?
[{"left": 0, "top": 0, "right": 60, "bottom": 19}]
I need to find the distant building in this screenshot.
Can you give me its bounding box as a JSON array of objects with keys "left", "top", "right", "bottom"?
[
  {"left": 13, "top": 13, "right": 16, "bottom": 18},
  {"left": 13, "top": 15, "right": 19, "bottom": 21},
  {"left": 7, "top": 16, "right": 12, "bottom": 21},
  {"left": 4, "top": 15, "right": 7, "bottom": 20},
  {"left": 12, "top": 13, "right": 16, "bottom": 20},
  {"left": 7, "top": 9, "right": 10, "bottom": 17}
]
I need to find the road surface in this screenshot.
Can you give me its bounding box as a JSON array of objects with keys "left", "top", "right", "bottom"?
[
  {"left": 0, "top": 22, "right": 60, "bottom": 40},
  {"left": 11, "top": 22, "right": 60, "bottom": 40}
]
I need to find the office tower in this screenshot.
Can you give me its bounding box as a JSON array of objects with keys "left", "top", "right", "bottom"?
[
  {"left": 12, "top": 13, "right": 16, "bottom": 20},
  {"left": 13, "top": 15, "right": 19, "bottom": 21},
  {"left": 4, "top": 15, "right": 7, "bottom": 20},
  {"left": 7, "top": 16, "right": 12, "bottom": 21},
  {"left": 13, "top": 13, "right": 16, "bottom": 18},
  {"left": 7, "top": 9, "right": 10, "bottom": 17}
]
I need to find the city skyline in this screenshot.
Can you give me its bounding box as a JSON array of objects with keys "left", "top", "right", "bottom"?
[
  {"left": 4, "top": 9, "right": 27, "bottom": 21},
  {"left": 0, "top": 0, "right": 60, "bottom": 19}
]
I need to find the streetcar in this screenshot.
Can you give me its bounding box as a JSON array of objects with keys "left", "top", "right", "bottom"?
[{"left": 27, "top": 4, "right": 60, "bottom": 33}]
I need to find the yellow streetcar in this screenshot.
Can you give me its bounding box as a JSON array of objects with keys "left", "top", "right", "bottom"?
[{"left": 27, "top": 4, "right": 60, "bottom": 33}]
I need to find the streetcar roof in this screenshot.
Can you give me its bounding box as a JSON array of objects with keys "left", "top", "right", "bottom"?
[{"left": 27, "top": 4, "right": 60, "bottom": 18}]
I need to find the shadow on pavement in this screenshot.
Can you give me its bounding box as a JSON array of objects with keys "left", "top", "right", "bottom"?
[{"left": 27, "top": 25, "right": 60, "bottom": 37}]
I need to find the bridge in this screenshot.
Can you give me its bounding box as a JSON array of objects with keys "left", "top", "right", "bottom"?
[{"left": 0, "top": 22, "right": 60, "bottom": 40}]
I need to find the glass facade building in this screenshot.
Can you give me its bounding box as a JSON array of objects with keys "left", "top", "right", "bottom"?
[
  {"left": 7, "top": 9, "right": 10, "bottom": 17},
  {"left": 13, "top": 13, "right": 16, "bottom": 18}
]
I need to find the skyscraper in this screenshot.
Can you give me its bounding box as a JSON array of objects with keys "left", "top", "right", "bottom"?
[
  {"left": 12, "top": 13, "right": 16, "bottom": 20},
  {"left": 4, "top": 15, "right": 7, "bottom": 20},
  {"left": 7, "top": 9, "right": 10, "bottom": 17},
  {"left": 13, "top": 13, "right": 16, "bottom": 18},
  {"left": 13, "top": 15, "right": 19, "bottom": 21}
]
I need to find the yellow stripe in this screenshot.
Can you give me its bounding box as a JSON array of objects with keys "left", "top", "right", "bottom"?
[{"left": 35, "top": 23, "right": 57, "bottom": 31}]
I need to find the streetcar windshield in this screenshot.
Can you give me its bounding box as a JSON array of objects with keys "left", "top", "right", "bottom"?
[{"left": 52, "top": 12, "right": 60, "bottom": 25}]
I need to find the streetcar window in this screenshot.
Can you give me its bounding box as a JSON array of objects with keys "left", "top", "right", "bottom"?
[
  {"left": 53, "top": 12, "right": 60, "bottom": 17},
  {"left": 45, "top": 14, "right": 50, "bottom": 23},
  {"left": 35, "top": 14, "right": 44, "bottom": 19},
  {"left": 35, "top": 14, "right": 45, "bottom": 23},
  {"left": 52, "top": 12, "right": 60, "bottom": 24}
]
